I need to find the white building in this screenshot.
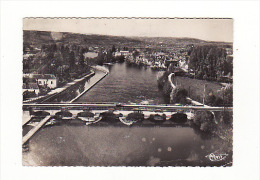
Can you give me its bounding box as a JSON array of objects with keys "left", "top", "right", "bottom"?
[
  {"left": 34, "top": 74, "right": 58, "bottom": 89},
  {"left": 115, "top": 51, "right": 130, "bottom": 57},
  {"left": 23, "top": 74, "right": 58, "bottom": 89},
  {"left": 120, "top": 51, "right": 130, "bottom": 56},
  {"left": 114, "top": 52, "right": 122, "bottom": 57}
]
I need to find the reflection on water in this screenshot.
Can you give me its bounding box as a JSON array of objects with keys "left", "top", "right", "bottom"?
[
  {"left": 23, "top": 63, "right": 232, "bottom": 166},
  {"left": 76, "top": 63, "right": 167, "bottom": 104},
  {"left": 23, "top": 123, "right": 231, "bottom": 166},
  {"left": 45, "top": 72, "right": 105, "bottom": 103}
]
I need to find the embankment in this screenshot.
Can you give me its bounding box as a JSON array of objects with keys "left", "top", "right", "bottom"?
[
  {"left": 23, "top": 70, "right": 95, "bottom": 103},
  {"left": 158, "top": 72, "right": 211, "bottom": 106},
  {"left": 69, "top": 71, "right": 108, "bottom": 103},
  {"left": 68, "top": 65, "right": 109, "bottom": 102}
]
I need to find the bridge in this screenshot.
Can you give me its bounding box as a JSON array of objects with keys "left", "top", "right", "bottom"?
[
  {"left": 23, "top": 103, "right": 232, "bottom": 111},
  {"left": 22, "top": 103, "right": 232, "bottom": 145}
]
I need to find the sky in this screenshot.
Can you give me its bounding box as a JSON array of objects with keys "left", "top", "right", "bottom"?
[{"left": 23, "top": 18, "right": 233, "bottom": 42}]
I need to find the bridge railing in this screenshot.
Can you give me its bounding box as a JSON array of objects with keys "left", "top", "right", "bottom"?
[{"left": 23, "top": 103, "right": 233, "bottom": 112}]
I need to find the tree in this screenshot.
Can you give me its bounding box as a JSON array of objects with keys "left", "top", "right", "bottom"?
[
  {"left": 170, "top": 86, "right": 188, "bottom": 104},
  {"left": 79, "top": 53, "right": 85, "bottom": 66},
  {"left": 132, "top": 50, "right": 140, "bottom": 59},
  {"left": 69, "top": 51, "right": 75, "bottom": 70},
  {"left": 111, "top": 45, "right": 116, "bottom": 53}
]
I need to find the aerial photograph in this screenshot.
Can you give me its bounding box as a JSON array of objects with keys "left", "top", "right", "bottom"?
[{"left": 22, "top": 17, "right": 233, "bottom": 166}]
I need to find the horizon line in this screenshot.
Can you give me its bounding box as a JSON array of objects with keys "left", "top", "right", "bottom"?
[{"left": 23, "top": 29, "right": 233, "bottom": 44}]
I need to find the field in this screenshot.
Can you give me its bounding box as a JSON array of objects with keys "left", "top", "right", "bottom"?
[{"left": 172, "top": 76, "right": 223, "bottom": 103}]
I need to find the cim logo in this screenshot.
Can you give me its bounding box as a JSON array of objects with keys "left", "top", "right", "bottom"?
[{"left": 205, "top": 153, "right": 228, "bottom": 162}]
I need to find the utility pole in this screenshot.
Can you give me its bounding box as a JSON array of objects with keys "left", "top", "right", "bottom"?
[{"left": 203, "top": 84, "right": 207, "bottom": 106}]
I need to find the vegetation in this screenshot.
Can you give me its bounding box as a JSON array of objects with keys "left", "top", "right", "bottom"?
[
  {"left": 188, "top": 45, "right": 232, "bottom": 81},
  {"left": 206, "top": 84, "right": 233, "bottom": 106},
  {"left": 24, "top": 42, "right": 91, "bottom": 85},
  {"left": 193, "top": 111, "right": 216, "bottom": 133},
  {"left": 23, "top": 91, "right": 37, "bottom": 101},
  {"left": 170, "top": 86, "right": 188, "bottom": 104}
]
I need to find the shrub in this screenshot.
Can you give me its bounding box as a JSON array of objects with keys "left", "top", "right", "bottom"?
[
  {"left": 193, "top": 111, "right": 216, "bottom": 132},
  {"left": 221, "top": 111, "right": 233, "bottom": 124},
  {"left": 170, "top": 86, "right": 188, "bottom": 104},
  {"left": 23, "top": 90, "right": 36, "bottom": 100},
  {"left": 206, "top": 92, "right": 216, "bottom": 106},
  {"left": 217, "top": 84, "right": 233, "bottom": 106}
]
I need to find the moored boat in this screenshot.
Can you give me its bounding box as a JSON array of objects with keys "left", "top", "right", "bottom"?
[{"left": 45, "top": 117, "right": 59, "bottom": 126}]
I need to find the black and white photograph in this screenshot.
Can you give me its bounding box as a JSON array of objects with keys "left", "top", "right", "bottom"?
[
  {"left": 1, "top": 1, "right": 260, "bottom": 180},
  {"left": 22, "top": 17, "right": 233, "bottom": 166}
]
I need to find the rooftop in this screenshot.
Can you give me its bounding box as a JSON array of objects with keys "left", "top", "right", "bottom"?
[{"left": 32, "top": 74, "right": 56, "bottom": 79}]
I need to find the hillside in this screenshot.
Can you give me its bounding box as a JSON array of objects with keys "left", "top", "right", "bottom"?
[
  {"left": 23, "top": 30, "right": 232, "bottom": 48},
  {"left": 23, "top": 30, "right": 144, "bottom": 48}
]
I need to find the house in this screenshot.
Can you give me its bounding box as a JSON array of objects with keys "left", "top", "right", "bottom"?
[
  {"left": 114, "top": 51, "right": 130, "bottom": 57},
  {"left": 120, "top": 51, "right": 130, "bottom": 56},
  {"left": 23, "top": 83, "right": 40, "bottom": 95},
  {"left": 33, "top": 74, "right": 58, "bottom": 89},
  {"left": 114, "top": 52, "right": 122, "bottom": 57}
]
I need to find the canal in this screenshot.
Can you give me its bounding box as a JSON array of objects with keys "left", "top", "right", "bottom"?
[{"left": 23, "top": 62, "right": 232, "bottom": 166}]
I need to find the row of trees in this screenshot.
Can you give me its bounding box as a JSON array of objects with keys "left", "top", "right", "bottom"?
[{"left": 188, "top": 45, "right": 233, "bottom": 80}]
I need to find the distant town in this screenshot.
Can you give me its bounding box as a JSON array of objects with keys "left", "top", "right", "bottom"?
[{"left": 23, "top": 30, "right": 233, "bottom": 103}]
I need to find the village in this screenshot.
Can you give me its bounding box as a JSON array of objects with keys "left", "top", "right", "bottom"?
[{"left": 23, "top": 40, "right": 233, "bottom": 102}]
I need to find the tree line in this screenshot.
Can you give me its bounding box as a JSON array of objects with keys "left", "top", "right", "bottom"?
[
  {"left": 188, "top": 45, "right": 233, "bottom": 81},
  {"left": 23, "top": 43, "right": 91, "bottom": 87}
]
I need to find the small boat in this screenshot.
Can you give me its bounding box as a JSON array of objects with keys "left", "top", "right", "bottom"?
[
  {"left": 45, "top": 118, "right": 58, "bottom": 126},
  {"left": 22, "top": 144, "right": 29, "bottom": 153},
  {"left": 27, "top": 121, "right": 39, "bottom": 127}
]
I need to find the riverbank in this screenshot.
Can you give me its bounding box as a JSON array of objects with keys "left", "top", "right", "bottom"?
[
  {"left": 167, "top": 72, "right": 232, "bottom": 152},
  {"left": 69, "top": 71, "right": 108, "bottom": 103},
  {"left": 23, "top": 70, "right": 95, "bottom": 103}
]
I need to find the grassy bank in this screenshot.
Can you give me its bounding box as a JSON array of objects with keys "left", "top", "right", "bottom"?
[{"left": 172, "top": 76, "right": 223, "bottom": 104}]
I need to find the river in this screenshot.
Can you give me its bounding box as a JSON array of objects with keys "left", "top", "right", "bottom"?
[
  {"left": 23, "top": 62, "right": 232, "bottom": 166},
  {"left": 76, "top": 62, "right": 167, "bottom": 104}
]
